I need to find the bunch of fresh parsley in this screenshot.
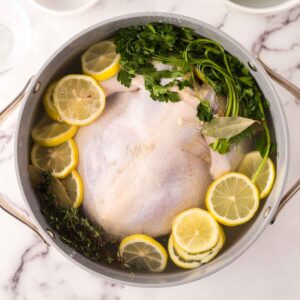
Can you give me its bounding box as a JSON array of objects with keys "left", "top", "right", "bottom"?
[
  {"left": 115, "top": 23, "right": 273, "bottom": 181},
  {"left": 115, "top": 23, "right": 195, "bottom": 102}
]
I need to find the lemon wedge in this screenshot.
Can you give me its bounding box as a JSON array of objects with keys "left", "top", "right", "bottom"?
[
  {"left": 43, "top": 81, "right": 61, "bottom": 122},
  {"left": 119, "top": 234, "right": 168, "bottom": 273},
  {"left": 31, "top": 139, "right": 78, "bottom": 178},
  {"left": 81, "top": 41, "right": 120, "bottom": 81},
  {"left": 238, "top": 151, "right": 275, "bottom": 199},
  {"left": 172, "top": 208, "right": 219, "bottom": 254},
  {"left": 168, "top": 235, "right": 202, "bottom": 269},
  {"left": 206, "top": 172, "right": 259, "bottom": 226},
  {"left": 60, "top": 169, "right": 84, "bottom": 208},
  {"left": 53, "top": 74, "right": 106, "bottom": 126},
  {"left": 31, "top": 115, "right": 77, "bottom": 147}
]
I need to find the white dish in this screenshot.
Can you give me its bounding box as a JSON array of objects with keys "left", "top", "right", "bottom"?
[
  {"left": 0, "top": 0, "right": 31, "bottom": 73},
  {"left": 31, "top": 0, "right": 99, "bottom": 16},
  {"left": 223, "top": 0, "right": 300, "bottom": 14}
]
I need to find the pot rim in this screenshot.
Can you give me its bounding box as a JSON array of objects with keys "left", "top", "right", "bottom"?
[{"left": 14, "top": 12, "right": 290, "bottom": 287}]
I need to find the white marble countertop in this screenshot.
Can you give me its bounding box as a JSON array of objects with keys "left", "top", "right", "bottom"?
[{"left": 1, "top": 0, "right": 300, "bottom": 299}]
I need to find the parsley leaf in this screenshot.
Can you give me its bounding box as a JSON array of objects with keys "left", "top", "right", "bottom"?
[
  {"left": 117, "top": 70, "right": 133, "bottom": 87},
  {"left": 197, "top": 100, "right": 213, "bottom": 122}
]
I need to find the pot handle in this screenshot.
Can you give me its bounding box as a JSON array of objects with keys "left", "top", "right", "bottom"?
[
  {"left": 257, "top": 57, "right": 300, "bottom": 100},
  {"left": 0, "top": 76, "right": 49, "bottom": 245},
  {"left": 0, "top": 76, "right": 35, "bottom": 125},
  {"left": 0, "top": 193, "right": 49, "bottom": 245},
  {"left": 2, "top": 181, "right": 298, "bottom": 241},
  {"left": 0, "top": 69, "right": 299, "bottom": 242},
  {"left": 270, "top": 178, "right": 300, "bottom": 224},
  {"left": 255, "top": 59, "right": 300, "bottom": 222}
]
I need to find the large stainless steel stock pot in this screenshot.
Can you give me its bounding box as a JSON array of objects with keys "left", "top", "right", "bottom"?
[{"left": 1, "top": 13, "right": 299, "bottom": 287}]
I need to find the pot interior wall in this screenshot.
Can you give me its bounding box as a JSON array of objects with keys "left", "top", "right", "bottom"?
[{"left": 16, "top": 13, "right": 288, "bottom": 286}]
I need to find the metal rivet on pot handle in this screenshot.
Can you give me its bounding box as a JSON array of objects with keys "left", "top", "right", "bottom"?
[{"left": 271, "top": 178, "right": 300, "bottom": 224}]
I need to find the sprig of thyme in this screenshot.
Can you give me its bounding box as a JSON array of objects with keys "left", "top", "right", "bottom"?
[{"left": 36, "top": 172, "right": 124, "bottom": 267}]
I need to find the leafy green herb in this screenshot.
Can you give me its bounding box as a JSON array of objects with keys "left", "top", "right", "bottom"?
[
  {"left": 197, "top": 100, "right": 213, "bottom": 122},
  {"left": 115, "top": 23, "right": 273, "bottom": 179},
  {"left": 115, "top": 24, "right": 196, "bottom": 103},
  {"left": 256, "top": 133, "right": 277, "bottom": 157},
  {"left": 209, "top": 139, "right": 230, "bottom": 154},
  {"left": 256, "top": 133, "right": 268, "bottom": 157},
  {"left": 229, "top": 126, "right": 256, "bottom": 144},
  {"left": 34, "top": 171, "right": 124, "bottom": 267}
]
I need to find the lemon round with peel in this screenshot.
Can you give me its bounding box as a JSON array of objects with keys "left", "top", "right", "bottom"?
[
  {"left": 60, "top": 169, "right": 84, "bottom": 208},
  {"left": 173, "top": 239, "right": 210, "bottom": 261},
  {"left": 172, "top": 208, "right": 219, "bottom": 254},
  {"left": 31, "top": 115, "right": 77, "bottom": 147},
  {"left": 206, "top": 172, "right": 259, "bottom": 226},
  {"left": 31, "top": 139, "right": 78, "bottom": 178},
  {"left": 53, "top": 74, "right": 106, "bottom": 126},
  {"left": 168, "top": 235, "right": 202, "bottom": 269},
  {"left": 173, "top": 225, "right": 224, "bottom": 261},
  {"left": 43, "top": 81, "right": 61, "bottom": 122},
  {"left": 119, "top": 234, "right": 167, "bottom": 273},
  {"left": 201, "top": 226, "right": 225, "bottom": 263},
  {"left": 81, "top": 41, "right": 120, "bottom": 81},
  {"left": 238, "top": 151, "right": 275, "bottom": 199}
]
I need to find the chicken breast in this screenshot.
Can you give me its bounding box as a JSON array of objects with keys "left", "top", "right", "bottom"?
[{"left": 76, "top": 84, "right": 211, "bottom": 238}]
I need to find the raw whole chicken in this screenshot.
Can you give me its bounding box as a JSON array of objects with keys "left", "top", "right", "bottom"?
[{"left": 76, "top": 75, "right": 246, "bottom": 238}]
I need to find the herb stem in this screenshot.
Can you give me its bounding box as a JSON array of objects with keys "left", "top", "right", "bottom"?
[
  {"left": 252, "top": 102, "right": 271, "bottom": 182},
  {"left": 225, "top": 78, "right": 233, "bottom": 117}
]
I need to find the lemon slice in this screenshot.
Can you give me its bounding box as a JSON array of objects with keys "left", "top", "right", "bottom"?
[
  {"left": 119, "top": 234, "right": 167, "bottom": 273},
  {"left": 201, "top": 226, "right": 225, "bottom": 263},
  {"left": 81, "top": 41, "right": 120, "bottom": 81},
  {"left": 173, "top": 240, "right": 211, "bottom": 261},
  {"left": 173, "top": 225, "right": 224, "bottom": 261},
  {"left": 31, "top": 139, "right": 78, "bottom": 178},
  {"left": 53, "top": 74, "right": 106, "bottom": 126},
  {"left": 206, "top": 172, "right": 259, "bottom": 226},
  {"left": 168, "top": 235, "right": 202, "bottom": 269},
  {"left": 238, "top": 151, "right": 275, "bottom": 199},
  {"left": 60, "top": 169, "right": 84, "bottom": 208},
  {"left": 172, "top": 208, "right": 219, "bottom": 254},
  {"left": 31, "top": 115, "right": 77, "bottom": 147},
  {"left": 43, "top": 81, "right": 61, "bottom": 122}
]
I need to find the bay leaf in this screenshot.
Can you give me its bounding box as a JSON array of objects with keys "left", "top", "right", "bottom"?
[
  {"left": 28, "top": 165, "right": 72, "bottom": 208},
  {"left": 202, "top": 116, "right": 258, "bottom": 139}
]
